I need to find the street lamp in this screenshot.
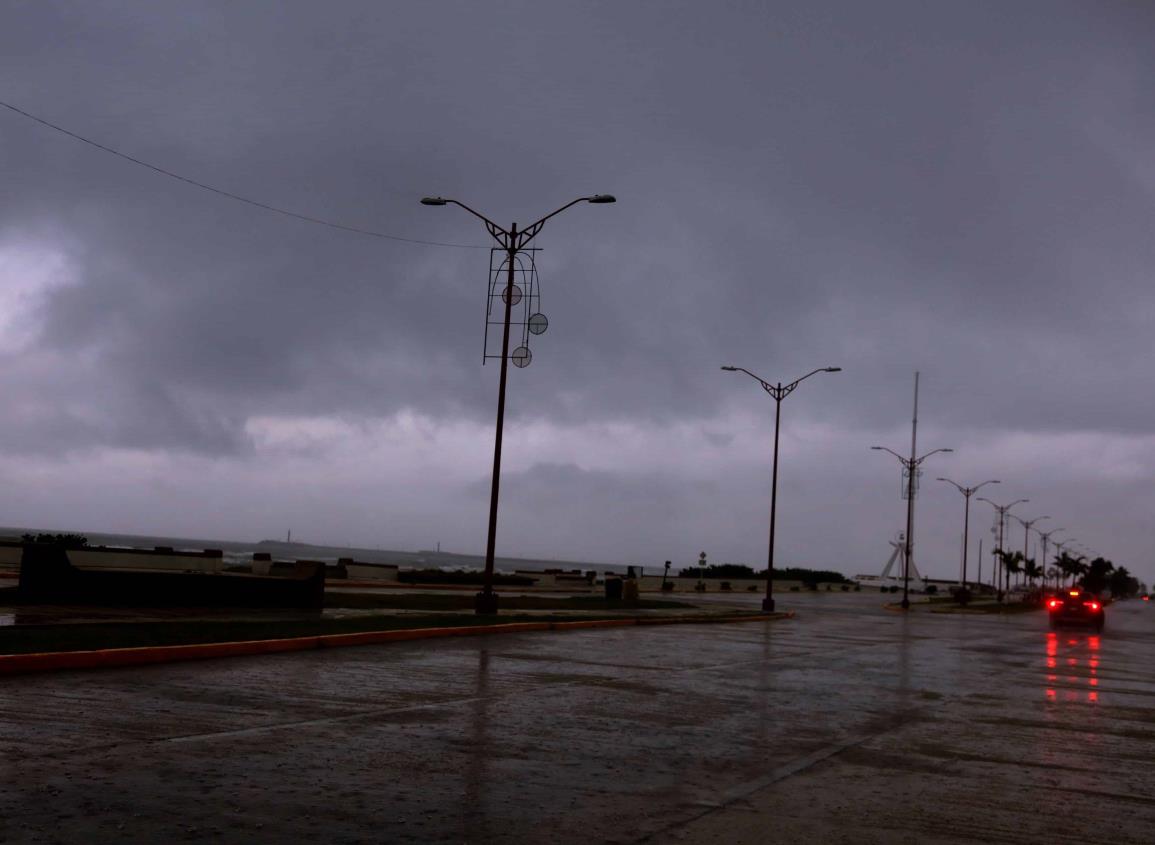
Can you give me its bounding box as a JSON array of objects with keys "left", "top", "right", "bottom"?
[
  {"left": 1054, "top": 539, "right": 1076, "bottom": 587},
  {"left": 1036, "top": 526, "right": 1064, "bottom": 591},
  {"left": 871, "top": 445, "right": 953, "bottom": 609},
  {"left": 936, "top": 477, "right": 999, "bottom": 593},
  {"left": 1012, "top": 514, "right": 1049, "bottom": 591},
  {"left": 721, "top": 365, "right": 841, "bottom": 612},
  {"left": 422, "top": 194, "right": 616, "bottom": 614},
  {"left": 976, "top": 497, "right": 1028, "bottom": 602}
]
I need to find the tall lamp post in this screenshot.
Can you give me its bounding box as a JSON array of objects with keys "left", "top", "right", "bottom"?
[
  {"left": 976, "top": 497, "right": 1028, "bottom": 602},
  {"left": 1012, "top": 514, "right": 1049, "bottom": 590},
  {"left": 721, "top": 365, "right": 841, "bottom": 612},
  {"left": 422, "top": 194, "right": 616, "bottom": 614},
  {"left": 1056, "top": 538, "right": 1082, "bottom": 586},
  {"left": 1037, "top": 527, "right": 1063, "bottom": 591},
  {"left": 872, "top": 445, "right": 953, "bottom": 608},
  {"left": 936, "top": 477, "right": 1000, "bottom": 592}
]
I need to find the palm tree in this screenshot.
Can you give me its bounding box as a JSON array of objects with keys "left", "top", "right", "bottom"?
[
  {"left": 1022, "top": 557, "right": 1043, "bottom": 590},
  {"left": 1056, "top": 552, "right": 1085, "bottom": 588},
  {"left": 1045, "top": 565, "right": 1060, "bottom": 592},
  {"left": 996, "top": 549, "right": 1024, "bottom": 602},
  {"left": 1082, "top": 557, "right": 1114, "bottom": 595},
  {"left": 1108, "top": 565, "right": 1135, "bottom": 598},
  {"left": 1071, "top": 556, "right": 1089, "bottom": 588}
]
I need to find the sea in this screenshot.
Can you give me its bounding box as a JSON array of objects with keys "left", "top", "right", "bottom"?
[{"left": 0, "top": 525, "right": 638, "bottom": 576}]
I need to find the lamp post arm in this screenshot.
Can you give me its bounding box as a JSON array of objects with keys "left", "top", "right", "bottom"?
[
  {"left": 519, "top": 196, "right": 607, "bottom": 244},
  {"left": 786, "top": 368, "right": 828, "bottom": 390},
  {"left": 871, "top": 445, "right": 908, "bottom": 465},
  {"left": 1013, "top": 514, "right": 1049, "bottom": 530},
  {"left": 522, "top": 197, "right": 589, "bottom": 232},
  {"left": 973, "top": 479, "right": 1000, "bottom": 495},
  {"left": 726, "top": 366, "right": 776, "bottom": 394},
  {"left": 436, "top": 199, "right": 508, "bottom": 241},
  {"left": 937, "top": 477, "right": 967, "bottom": 496},
  {"left": 914, "top": 447, "right": 953, "bottom": 464}
]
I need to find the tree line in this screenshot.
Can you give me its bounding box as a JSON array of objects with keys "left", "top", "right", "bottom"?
[
  {"left": 677, "top": 563, "right": 852, "bottom": 584},
  {"left": 994, "top": 548, "right": 1144, "bottom": 599}
]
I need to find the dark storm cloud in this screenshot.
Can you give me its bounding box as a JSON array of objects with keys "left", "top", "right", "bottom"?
[{"left": 2, "top": 1, "right": 1154, "bottom": 578}]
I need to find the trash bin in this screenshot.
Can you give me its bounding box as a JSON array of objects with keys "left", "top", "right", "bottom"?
[{"left": 605, "top": 576, "right": 623, "bottom": 601}]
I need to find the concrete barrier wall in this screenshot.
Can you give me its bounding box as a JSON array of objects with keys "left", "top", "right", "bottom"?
[
  {"left": 251, "top": 553, "right": 272, "bottom": 575},
  {"left": 634, "top": 576, "right": 859, "bottom": 593},
  {"left": 635, "top": 576, "right": 796, "bottom": 593},
  {"left": 0, "top": 543, "right": 21, "bottom": 570},
  {"left": 68, "top": 547, "right": 224, "bottom": 573},
  {"left": 513, "top": 570, "right": 595, "bottom": 589},
  {"left": 344, "top": 561, "right": 400, "bottom": 582}
]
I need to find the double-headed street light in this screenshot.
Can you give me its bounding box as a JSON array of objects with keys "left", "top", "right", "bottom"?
[
  {"left": 422, "top": 194, "right": 616, "bottom": 614},
  {"left": 936, "top": 477, "right": 999, "bottom": 592},
  {"left": 871, "top": 445, "right": 953, "bottom": 609},
  {"left": 976, "top": 497, "right": 1028, "bottom": 601},
  {"left": 1055, "top": 538, "right": 1084, "bottom": 587},
  {"left": 1053, "top": 539, "right": 1075, "bottom": 587},
  {"left": 721, "top": 365, "right": 841, "bottom": 612},
  {"left": 1055, "top": 537, "right": 1079, "bottom": 561},
  {"left": 1012, "top": 513, "right": 1049, "bottom": 589},
  {"left": 1037, "top": 526, "right": 1064, "bottom": 590}
]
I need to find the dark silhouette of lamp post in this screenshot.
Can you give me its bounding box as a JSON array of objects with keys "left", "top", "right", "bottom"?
[
  {"left": 720, "top": 365, "right": 841, "bottom": 612},
  {"left": 1012, "top": 513, "right": 1049, "bottom": 590},
  {"left": 421, "top": 194, "right": 616, "bottom": 614},
  {"left": 936, "top": 477, "right": 999, "bottom": 592},
  {"left": 976, "top": 496, "right": 1028, "bottom": 602},
  {"left": 872, "top": 445, "right": 953, "bottom": 609},
  {"left": 1054, "top": 539, "right": 1076, "bottom": 587},
  {"left": 1037, "top": 527, "right": 1063, "bottom": 590}
]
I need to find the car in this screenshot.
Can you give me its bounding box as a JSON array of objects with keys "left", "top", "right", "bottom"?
[{"left": 1047, "top": 589, "right": 1105, "bottom": 631}]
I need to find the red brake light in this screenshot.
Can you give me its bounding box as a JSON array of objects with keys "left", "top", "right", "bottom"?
[
  {"left": 1047, "top": 599, "right": 1061, "bottom": 609},
  {"left": 1088, "top": 601, "right": 1100, "bottom": 611}
]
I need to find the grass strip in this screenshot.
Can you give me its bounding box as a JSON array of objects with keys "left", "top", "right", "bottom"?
[
  {"left": 929, "top": 602, "right": 1043, "bottom": 614},
  {"left": 0, "top": 610, "right": 745, "bottom": 656},
  {"left": 322, "top": 592, "right": 692, "bottom": 611}
]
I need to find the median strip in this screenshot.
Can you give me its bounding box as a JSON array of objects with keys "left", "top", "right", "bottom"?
[{"left": 0, "top": 612, "right": 790, "bottom": 676}]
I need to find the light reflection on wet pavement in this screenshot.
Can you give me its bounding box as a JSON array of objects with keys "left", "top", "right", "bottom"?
[{"left": 2, "top": 592, "right": 1153, "bottom": 844}]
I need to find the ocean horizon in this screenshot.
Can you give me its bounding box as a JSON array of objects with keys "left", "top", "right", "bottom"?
[{"left": 0, "top": 525, "right": 641, "bottom": 576}]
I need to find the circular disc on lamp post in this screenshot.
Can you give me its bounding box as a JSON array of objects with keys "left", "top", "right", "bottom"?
[
  {"left": 502, "top": 284, "right": 523, "bottom": 305},
  {"left": 511, "top": 346, "right": 532, "bottom": 368},
  {"left": 528, "top": 312, "right": 549, "bottom": 335}
]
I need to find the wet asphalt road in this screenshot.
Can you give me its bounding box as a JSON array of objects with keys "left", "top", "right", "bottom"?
[{"left": 2, "top": 593, "right": 1154, "bottom": 844}]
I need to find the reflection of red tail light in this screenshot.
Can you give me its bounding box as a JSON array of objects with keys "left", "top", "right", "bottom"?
[{"left": 1144, "top": 596, "right": 1150, "bottom": 602}]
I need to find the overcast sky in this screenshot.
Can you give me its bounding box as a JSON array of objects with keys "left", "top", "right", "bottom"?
[{"left": 2, "top": 1, "right": 1153, "bottom": 585}]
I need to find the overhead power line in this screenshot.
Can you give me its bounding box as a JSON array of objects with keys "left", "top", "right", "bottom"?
[{"left": 0, "top": 98, "right": 484, "bottom": 249}]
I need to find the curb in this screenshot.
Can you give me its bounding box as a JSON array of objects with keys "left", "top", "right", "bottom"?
[{"left": 0, "top": 611, "right": 791, "bottom": 677}]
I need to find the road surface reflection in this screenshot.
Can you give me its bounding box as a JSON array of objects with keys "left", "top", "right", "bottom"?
[{"left": 1044, "top": 631, "right": 1100, "bottom": 703}]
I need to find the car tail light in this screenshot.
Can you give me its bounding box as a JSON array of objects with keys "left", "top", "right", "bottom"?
[
  {"left": 1047, "top": 599, "right": 1061, "bottom": 610},
  {"left": 1087, "top": 601, "right": 1100, "bottom": 611},
  {"left": 1068, "top": 590, "right": 1080, "bottom": 597}
]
